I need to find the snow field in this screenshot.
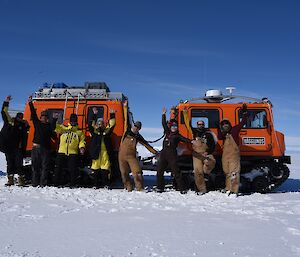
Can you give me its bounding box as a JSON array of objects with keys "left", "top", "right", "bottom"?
[{"left": 0, "top": 152, "right": 299, "bottom": 257}]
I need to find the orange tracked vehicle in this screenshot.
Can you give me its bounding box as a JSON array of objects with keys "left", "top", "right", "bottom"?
[
  {"left": 21, "top": 83, "right": 291, "bottom": 192},
  {"left": 22, "top": 82, "right": 130, "bottom": 184},
  {"left": 142, "top": 88, "right": 291, "bottom": 193}
]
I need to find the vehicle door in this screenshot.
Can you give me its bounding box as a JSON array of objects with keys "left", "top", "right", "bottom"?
[
  {"left": 237, "top": 108, "right": 272, "bottom": 153},
  {"left": 85, "top": 105, "right": 108, "bottom": 136},
  {"left": 179, "top": 107, "right": 220, "bottom": 155}
]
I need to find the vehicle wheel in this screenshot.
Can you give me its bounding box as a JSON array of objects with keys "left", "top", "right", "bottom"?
[{"left": 252, "top": 176, "right": 269, "bottom": 193}]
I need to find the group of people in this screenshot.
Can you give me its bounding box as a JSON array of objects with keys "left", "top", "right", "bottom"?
[
  {"left": 154, "top": 103, "right": 247, "bottom": 195},
  {"left": 0, "top": 95, "right": 248, "bottom": 195}
]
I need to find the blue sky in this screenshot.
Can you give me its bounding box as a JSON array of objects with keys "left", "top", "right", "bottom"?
[{"left": 0, "top": 0, "right": 300, "bottom": 142}]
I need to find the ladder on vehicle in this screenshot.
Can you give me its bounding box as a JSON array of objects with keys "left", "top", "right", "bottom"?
[{"left": 63, "top": 91, "right": 87, "bottom": 127}]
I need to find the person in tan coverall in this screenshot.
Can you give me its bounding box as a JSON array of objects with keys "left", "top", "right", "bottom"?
[
  {"left": 118, "top": 100, "right": 157, "bottom": 191},
  {"left": 217, "top": 104, "right": 248, "bottom": 194},
  {"left": 183, "top": 109, "right": 216, "bottom": 194}
]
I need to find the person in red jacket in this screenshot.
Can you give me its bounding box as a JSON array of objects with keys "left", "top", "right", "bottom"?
[{"left": 217, "top": 103, "right": 248, "bottom": 195}]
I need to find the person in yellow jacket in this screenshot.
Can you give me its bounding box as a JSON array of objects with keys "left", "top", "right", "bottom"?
[
  {"left": 88, "top": 107, "right": 116, "bottom": 188},
  {"left": 53, "top": 113, "right": 86, "bottom": 187},
  {"left": 118, "top": 100, "right": 157, "bottom": 191}
]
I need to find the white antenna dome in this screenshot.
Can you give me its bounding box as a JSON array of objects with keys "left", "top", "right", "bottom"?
[{"left": 205, "top": 89, "right": 222, "bottom": 98}]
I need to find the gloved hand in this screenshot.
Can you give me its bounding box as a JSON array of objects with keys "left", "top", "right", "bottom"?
[
  {"left": 79, "top": 147, "right": 85, "bottom": 155},
  {"left": 242, "top": 103, "right": 248, "bottom": 114},
  {"left": 5, "top": 95, "right": 12, "bottom": 102}
]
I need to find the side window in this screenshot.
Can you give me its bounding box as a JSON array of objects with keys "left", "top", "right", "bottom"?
[
  {"left": 191, "top": 109, "right": 220, "bottom": 128},
  {"left": 47, "top": 109, "right": 64, "bottom": 124},
  {"left": 87, "top": 106, "right": 105, "bottom": 129},
  {"left": 239, "top": 109, "right": 267, "bottom": 128}
]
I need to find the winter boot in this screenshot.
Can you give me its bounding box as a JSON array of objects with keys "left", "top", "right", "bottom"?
[
  {"left": 100, "top": 170, "right": 110, "bottom": 188},
  {"left": 93, "top": 170, "right": 101, "bottom": 189},
  {"left": 5, "top": 175, "right": 14, "bottom": 186},
  {"left": 18, "top": 175, "right": 26, "bottom": 186}
]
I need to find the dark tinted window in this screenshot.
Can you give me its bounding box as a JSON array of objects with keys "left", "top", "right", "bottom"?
[
  {"left": 87, "top": 106, "right": 105, "bottom": 129},
  {"left": 47, "top": 109, "right": 64, "bottom": 124},
  {"left": 191, "top": 109, "right": 220, "bottom": 128},
  {"left": 239, "top": 109, "right": 267, "bottom": 128}
]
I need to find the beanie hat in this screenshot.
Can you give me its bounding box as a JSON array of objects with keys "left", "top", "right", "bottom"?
[
  {"left": 220, "top": 118, "right": 231, "bottom": 125},
  {"left": 70, "top": 113, "right": 78, "bottom": 123},
  {"left": 40, "top": 110, "right": 48, "bottom": 117},
  {"left": 16, "top": 112, "right": 24, "bottom": 119},
  {"left": 169, "top": 119, "right": 178, "bottom": 127},
  {"left": 134, "top": 121, "right": 142, "bottom": 129}
]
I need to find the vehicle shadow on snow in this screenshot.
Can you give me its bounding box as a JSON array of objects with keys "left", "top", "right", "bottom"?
[
  {"left": 143, "top": 175, "right": 300, "bottom": 193},
  {"left": 272, "top": 178, "right": 300, "bottom": 193},
  {"left": 141, "top": 174, "right": 172, "bottom": 189}
]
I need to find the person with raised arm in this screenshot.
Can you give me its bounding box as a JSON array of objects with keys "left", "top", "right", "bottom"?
[
  {"left": 217, "top": 103, "right": 248, "bottom": 195},
  {"left": 183, "top": 109, "right": 216, "bottom": 194},
  {"left": 118, "top": 100, "right": 157, "bottom": 191},
  {"left": 28, "top": 95, "right": 56, "bottom": 187},
  {"left": 156, "top": 107, "right": 191, "bottom": 194},
  {"left": 1, "top": 95, "right": 29, "bottom": 186}
]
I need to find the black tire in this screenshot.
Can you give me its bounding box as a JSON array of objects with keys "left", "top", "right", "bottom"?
[{"left": 252, "top": 176, "right": 269, "bottom": 193}]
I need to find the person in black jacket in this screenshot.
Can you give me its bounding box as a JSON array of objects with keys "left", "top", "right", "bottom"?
[
  {"left": 1, "top": 95, "right": 29, "bottom": 186},
  {"left": 88, "top": 107, "right": 116, "bottom": 188},
  {"left": 28, "top": 96, "right": 56, "bottom": 187},
  {"left": 156, "top": 107, "right": 192, "bottom": 193}
]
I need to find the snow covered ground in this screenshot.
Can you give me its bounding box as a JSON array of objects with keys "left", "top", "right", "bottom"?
[{"left": 0, "top": 152, "right": 299, "bottom": 257}]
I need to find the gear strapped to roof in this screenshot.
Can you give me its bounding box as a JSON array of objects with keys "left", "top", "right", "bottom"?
[{"left": 32, "top": 82, "right": 125, "bottom": 101}]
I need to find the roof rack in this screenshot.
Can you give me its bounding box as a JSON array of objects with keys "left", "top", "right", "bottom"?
[
  {"left": 32, "top": 82, "right": 125, "bottom": 101},
  {"left": 183, "top": 89, "right": 271, "bottom": 104},
  {"left": 185, "top": 95, "right": 265, "bottom": 104}
]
